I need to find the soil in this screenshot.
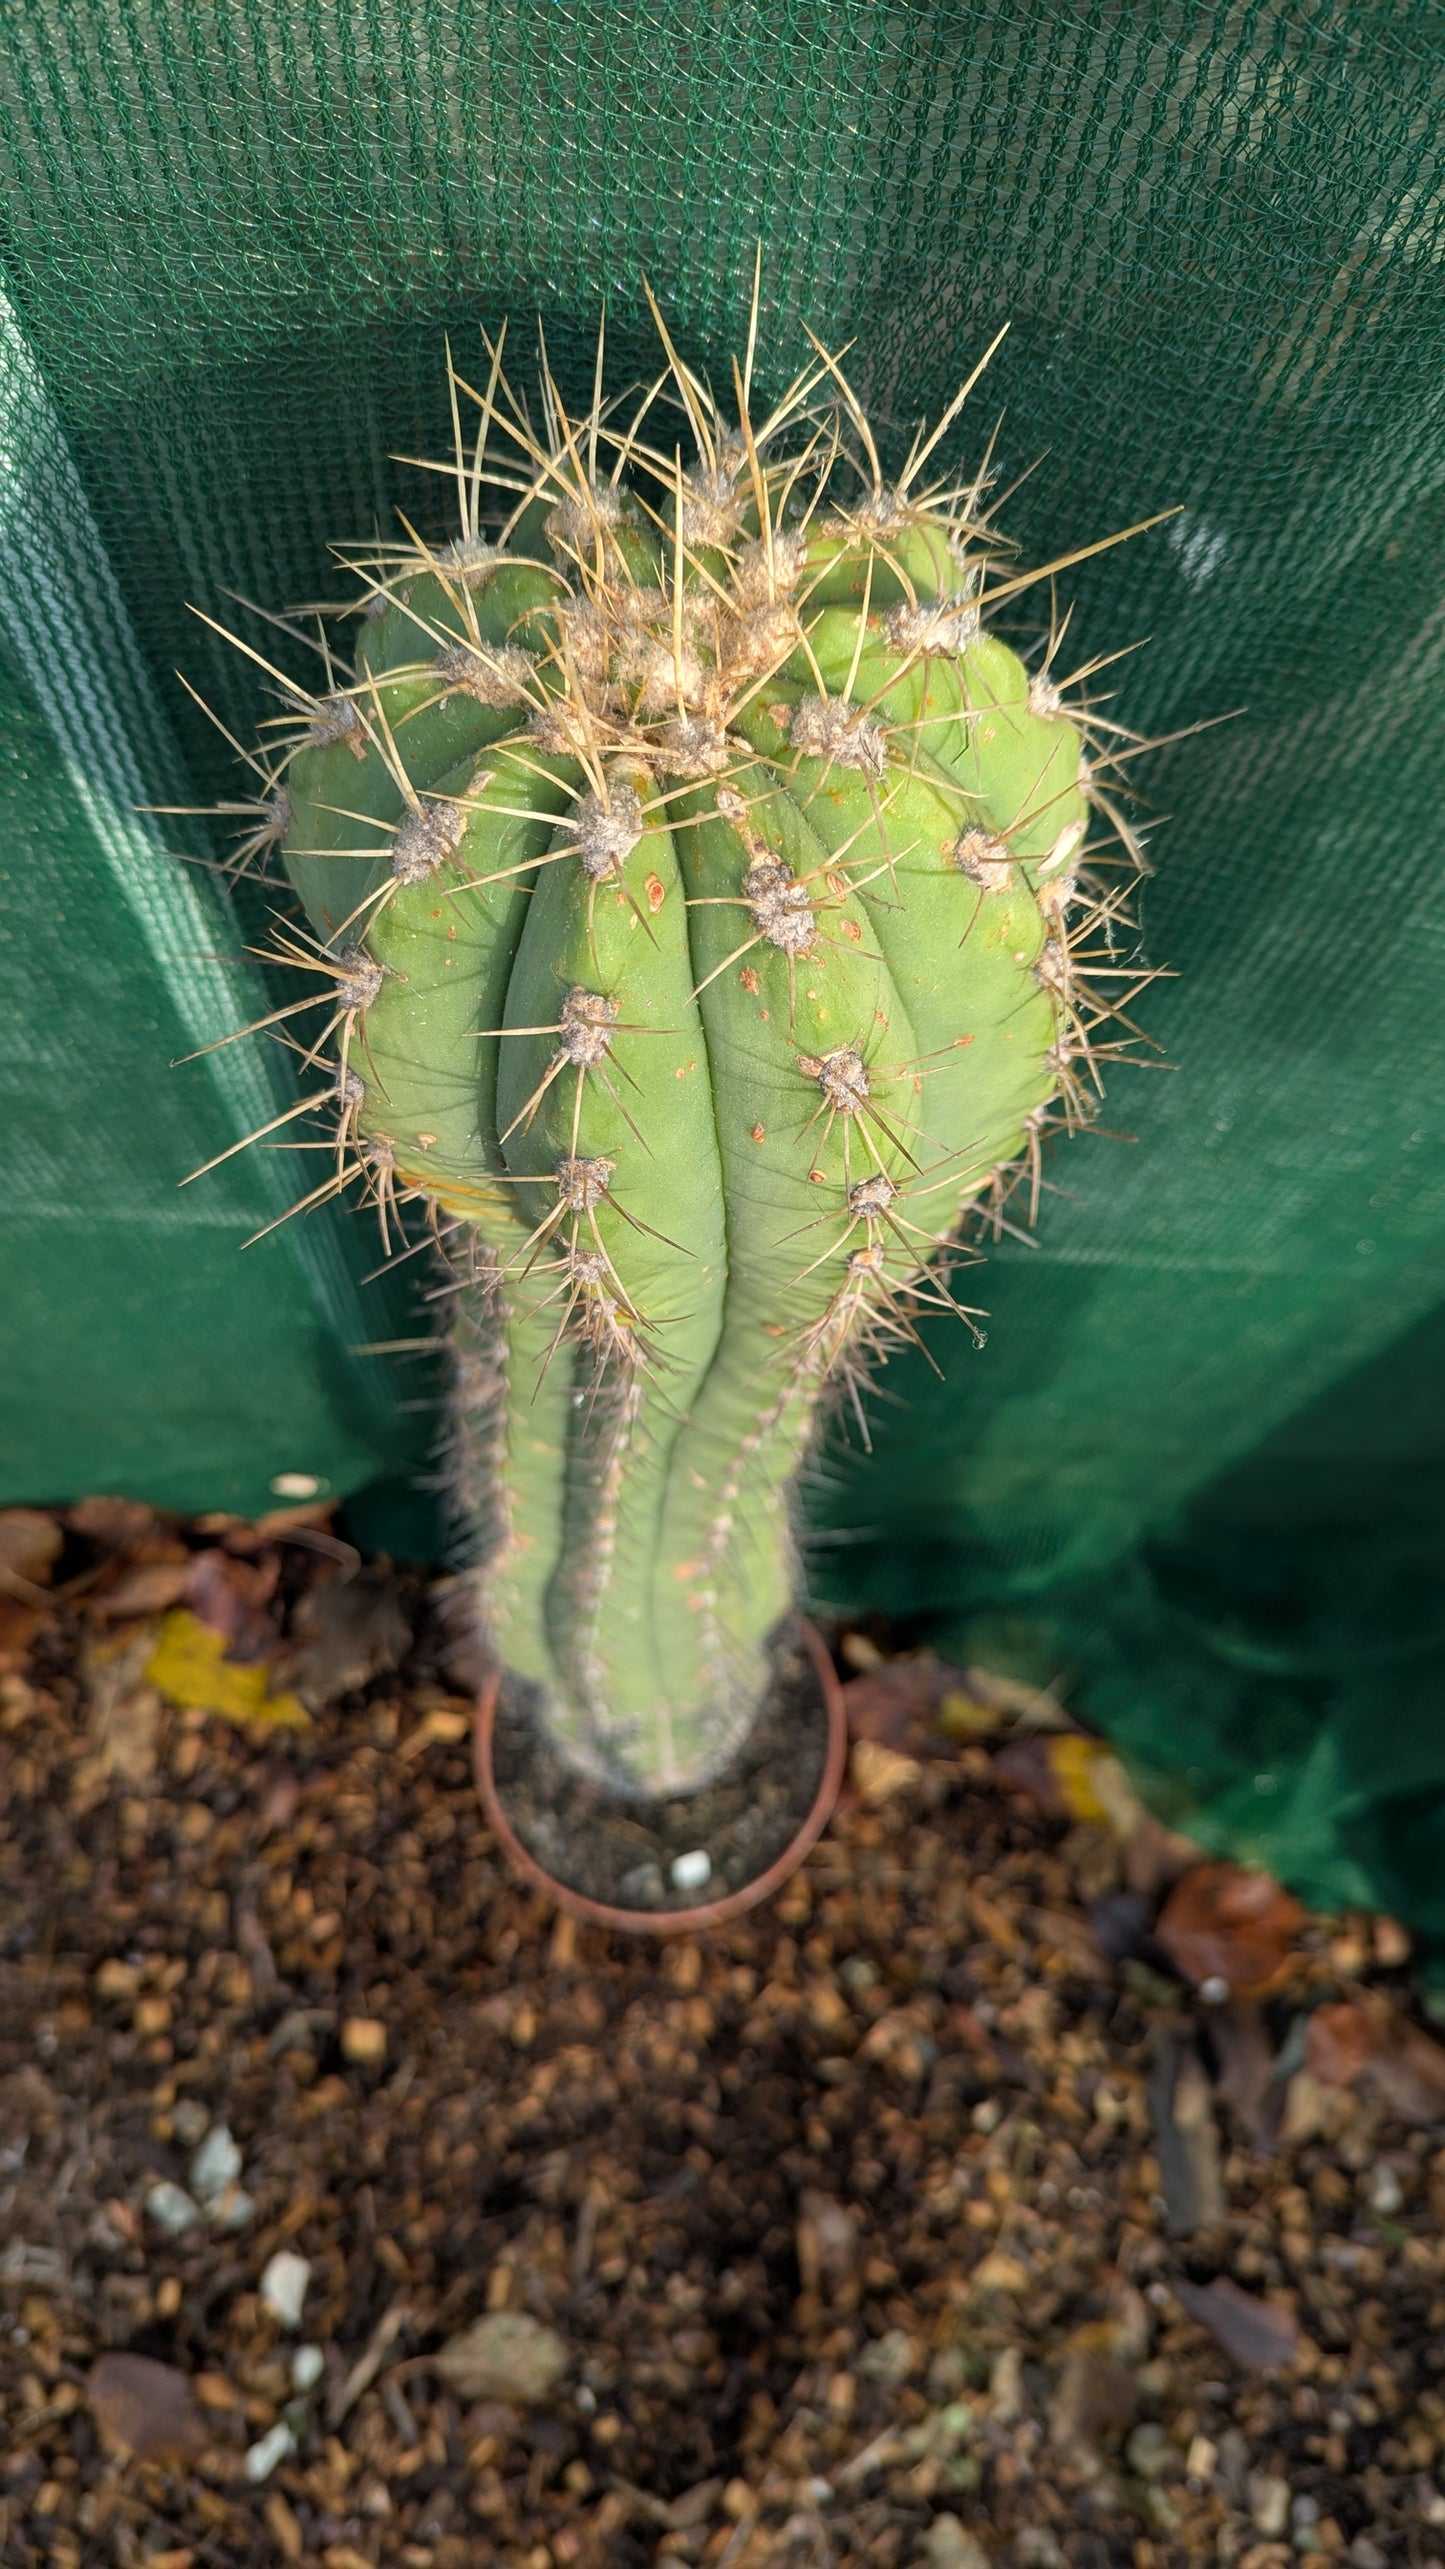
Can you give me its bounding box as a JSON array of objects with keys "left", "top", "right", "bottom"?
[
  {"left": 3, "top": 1504, "right": 1445, "bottom": 2568},
  {"left": 487, "top": 1623, "right": 830, "bottom": 1911}
]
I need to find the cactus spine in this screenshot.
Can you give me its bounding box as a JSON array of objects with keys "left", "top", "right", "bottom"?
[{"left": 215, "top": 299, "right": 1158, "bottom": 1796}]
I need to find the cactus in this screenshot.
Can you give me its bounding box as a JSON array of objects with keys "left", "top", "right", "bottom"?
[{"left": 206, "top": 296, "right": 1162, "bottom": 1799}]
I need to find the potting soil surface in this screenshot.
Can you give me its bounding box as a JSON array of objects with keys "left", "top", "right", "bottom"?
[
  {"left": 2, "top": 1499, "right": 1445, "bottom": 2568},
  {"left": 488, "top": 1624, "right": 828, "bottom": 1911}
]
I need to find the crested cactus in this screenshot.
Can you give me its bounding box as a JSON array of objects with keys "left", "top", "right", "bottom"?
[{"left": 208, "top": 296, "right": 1160, "bottom": 1800}]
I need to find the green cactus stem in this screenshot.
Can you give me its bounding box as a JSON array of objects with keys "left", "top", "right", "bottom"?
[{"left": 207, "top": 296, "right": 1164, "bottom": 1796}]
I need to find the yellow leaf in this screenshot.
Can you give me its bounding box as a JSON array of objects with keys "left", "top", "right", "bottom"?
[
  {"left": 937, "top": 1687, "right": 1002, "bottom": 1740},
  {"left": 1044, "top": 1733, "right": 1114, "bottom": 1823},
  {"left": 144, "top": 1610, "right": 309, "bottom": 1731}
]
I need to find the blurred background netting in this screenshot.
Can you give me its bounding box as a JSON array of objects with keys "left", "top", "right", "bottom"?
[{"left": 1, "top": 1, "right": 1442, "bottom": 1923}]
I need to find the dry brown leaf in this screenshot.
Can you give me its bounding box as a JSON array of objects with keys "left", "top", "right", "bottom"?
[
  {"left": 1173, "top": 2276, "right": 1300, "bottom": 2371},
  {"left": 93, "top": 1556, "right": 194, "bottom": 1621},
  {"left": 282, "top": 1567, "right": 411, "bottom": 1709},
  {"left": 1155, "top": 1862, "right": 1307, "bottom": 1999},
  {"left": 184, "top": 1547, "right": 281, "bottom": 1660},
  {"left": 194, "top": 1500, "right": 334, "bottom": 1552},
  {"left": 994, "top": 1736, "right": 1071, "bottom": 1810},
  {"left": 0, "top": 1509, "right": 63, "bottom": 1592},
  {"left": 0, "top": 1510, "right": 65, "bottom": 1655},
  {"left": 842, "top": 1654, "right": 950, "bottom": 1754},
  {"left": 85, "top": 2351, "right": 208, "bottom": 2460},
  {"left": 68, "top": 1496, "right": 161, "bottom": 1550},
  {"left": 0, "top": 1601, "right": 45, "bottom": 1662},
  {"left": 1306, "top": 2001, "right": 1375, "bottom": 2088},
  {"left": 1307, "top": 1993, "right": 1445, "bottom": 2126}
]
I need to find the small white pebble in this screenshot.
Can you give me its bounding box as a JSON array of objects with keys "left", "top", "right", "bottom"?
[
  {"left": 1198, "top": 1974, "right": 1230, "bottom": 2004},
  {"left": 260, "top": 2248, "right": 311, "bottom": 2328},
  {"left": 145, "top": 2181, "right": 201, "bottom": 2236},
  {"left": 1369, "top": 2161, "right": 1404, "bottom": 2217},
  {"left": 244, "top": 2419, "right": 297, "bottom": 2483},
  {"left": 190, "top": 2123, "right": 242, "bottom": 2206},
  {"left": 291, "top": 2343, "right": 325, "bottom": 2394},
  {"left": 670, "top": 1848, "right": 712, "bottom": 1894}
]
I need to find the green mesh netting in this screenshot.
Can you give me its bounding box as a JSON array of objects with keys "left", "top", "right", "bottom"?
[{"left": 1, "top": 3, "right": 1442, "bottom": 1924}]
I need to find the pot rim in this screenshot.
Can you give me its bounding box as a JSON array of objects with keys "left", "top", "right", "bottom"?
[{"left": 472, "top": 1618, "right": 847, "bottom": 1934}]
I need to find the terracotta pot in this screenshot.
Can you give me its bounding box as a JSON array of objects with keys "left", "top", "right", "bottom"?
[{"left": 473, "top": 1619, "right": 847, "bottom": 1934}]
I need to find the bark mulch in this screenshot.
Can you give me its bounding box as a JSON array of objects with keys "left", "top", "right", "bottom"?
[{"left": 3, "top": 1500, "right": 1445, "bottom": 2568}]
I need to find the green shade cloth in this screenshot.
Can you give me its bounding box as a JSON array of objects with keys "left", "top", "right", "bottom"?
[{"left": 0, "top": 2, "right": 1441, "bottom": 1921}]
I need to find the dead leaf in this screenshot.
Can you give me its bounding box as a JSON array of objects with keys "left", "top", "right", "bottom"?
[
  {"left": 1050, "top": 1736, "right": 1132, "bottom": 1825},
  {"left": 994, "top": 1736, "right": 1072, "bottom": 1810},
  {"left": 431, "top": 2311, "right": 569, "bottom": 2405},
  {"left": 0, "top": 1600, "right": 45, "bottom": 1662},
  {"left": 842, "top": 1653, "right": 951, "bottom": 1754},
  {"left": 0, "top": 1510, "right": 64, "bottom": 1655},
  {"left": 86, "top": 2351, "right": 208, "bottom": 2460},
  {"left": 1305, "top": 2002, "right": 1375, "bottom": 2089},
  {"left": 194, "top": 1500, "right": 334, "bottom": 1552},
  {"left": 1155, "top": 1862, "right": 1307, "bottom": 2000},
  {"left": 68, "top": 1496, "right": 162, "bottom": 1550},
  {"left": 93, "top": 1557, "right": 194, "bottom": 1621},
  {"left": 146, "top": 1611, "right": 308, "bottom": 1732},
  {"left": 282, "top": 1568, "right": 411, "bottom": 1710},
  {"left": 0, "top": 1509, "right": 63, "bottom": 1594},
  {"left": 184, "top": 1548, "right": 281, "bottom": 1660},
  {"left": 1173, "top": 2277, "right": 1299, "bottom": 2371},
  {"left": 1307, "top": 1993, "right": 1445, "bottom": 2126}
]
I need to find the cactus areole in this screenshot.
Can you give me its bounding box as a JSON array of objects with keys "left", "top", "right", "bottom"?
[{"left": 227, "top": 299, "right": 1159, "bottom": 1803}]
